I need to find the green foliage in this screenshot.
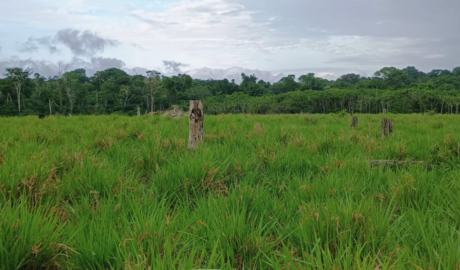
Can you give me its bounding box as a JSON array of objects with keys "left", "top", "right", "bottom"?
[
  {"left": 0, "top": 203, "right": 69, "bottom": 269},
  {"left": 1, "top": 65, "right": 460, "bottom": 116},
  {"left": 185, "top": 85, "right": 212, "bottom": 100},
  {"left": 1, "top": 114, "right": 460, "bottom": 268},
  {"left": 374, "top": 67, "right": 411, "bottom": 89},
  {"left": 336, "top": 109, "right": 348, "bottom": 118},
  {"left": 240, "top": 73, "right": 266, "bottom": 97},
  {"left": 299, "top": 73, "right": 329, "bottom": 90},
  {"left": 304, "top": 115, "right": 318, "bottom": 125}
]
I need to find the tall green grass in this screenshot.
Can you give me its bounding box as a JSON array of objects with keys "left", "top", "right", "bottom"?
[{"left": 1, "top": 113, "right": 460, "bottom": 269}]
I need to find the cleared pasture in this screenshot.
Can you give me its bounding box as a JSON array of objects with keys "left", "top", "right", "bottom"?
[{"left": 1, "top": 114, "right": 460, "bottom": 269}]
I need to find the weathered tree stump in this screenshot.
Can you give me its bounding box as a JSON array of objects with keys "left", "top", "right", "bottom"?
[
  {"left": 351, "top": 116, "right": 358, "bottom": 129},
  {"left": 38, "top": 114, "right": 45, "bottom": 119},
  {"left": 384, "top": 119, "right": 390, "bottom": 136},
  {"left": 381, "top": 118, "right": 387, "bottom": 139},
  {"left": 171, "top": 105, "right": 180, "bottom": 118},
  {"left": 137, "top": 106, "right": 140, "bottom": 117},
  {"left": 381, "top": 118, "right": 393, "bottom": 139},
  {"left": 188, "top": 100, "right": 204, "bottom": 149}
]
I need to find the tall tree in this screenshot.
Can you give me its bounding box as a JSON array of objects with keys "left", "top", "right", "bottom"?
[
  {"left": 240, "top": 73, "right": 265, "bottom": 96},
  {"left": 336, "top": 73, "right": 361, "bottom": 88},
  {"left": 33, "top": 73, "right": 46, "bottom": 97},
  {"left": 299, "top": 73, "right": 327, "bottom": 90},
  {"left": 145, "top": 70, "right": 162, "bottom": 115},
  {"left": 279, "top": 75, "right": 298, "bottom": 93},
  {"left": 186, "top": 84, "right": 212, "bottom": 100},
  {"left": 62, "top": 72, "right": 80, "bottom": 115},
  {"left": 403, "top": 66, "right": 427, "bottom": 83},
  {"left": 41, "top": 80, "right": 59, "bottom": 115},
  {"left": 117, "top": 85, "right": 133, "bottom": 111},
  {"left": 4, "top": 68, "right": 33, "bottom": 113},
  {"left": 374, "top": 67, "right": 410, "bottom": 89},
  {"left": 453, "top": 67, "right": 460, "bottom": 77}
]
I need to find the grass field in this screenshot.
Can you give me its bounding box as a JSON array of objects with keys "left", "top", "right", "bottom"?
[{"left": 1, "top": 113, "right": 460, "bottom": 269}]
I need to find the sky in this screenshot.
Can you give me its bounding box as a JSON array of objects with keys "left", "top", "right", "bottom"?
[{"left": 0, "top": 0, "right": 459, "bottom": 82}]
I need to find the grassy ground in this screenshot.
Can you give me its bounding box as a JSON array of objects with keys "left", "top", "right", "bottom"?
[{"left": 1, "top": 114, "right": 460, "bottom": 269}]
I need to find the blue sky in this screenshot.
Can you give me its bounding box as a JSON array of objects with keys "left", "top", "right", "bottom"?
[{"left": 0, "top": 0, "right": 459, "bottom": 81}]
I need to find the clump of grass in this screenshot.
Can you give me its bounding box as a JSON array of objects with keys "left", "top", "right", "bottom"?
[
  {"left": 305, "top": 116, "right": 318, "bottom": 125},
  {"left": 328, "top": 110, "right": 348, "bottom": 118},
  {"left": 431, "top": 122, "right": 445, "bottom": 129},
  {"left": 429, "top": 134, "right": 460, "bottom": 165},
  {"left": 426, "top": 109, "right": 436, "bottom": 115},
  {"left": 0, "top": 202, "right": 70, "bottom": 269},
  {"left": 0, "top": 151, "right": 4, "bottom": 165},
  {"left": 336, "top": 109, "right": 349, "bottom": 118}
]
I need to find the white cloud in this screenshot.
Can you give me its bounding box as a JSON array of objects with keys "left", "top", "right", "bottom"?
[
  {"left": 0, "top": 56, "right": 126, "bottom": 78},
  {"left": 424, "top": 54, "right": 444, "bottom": 59},
  {"left": 186, "top": 66, "right": 285, "bottom": 83},
  {"left": 1, "top": 0, "right": 459, "bottom": 78}
]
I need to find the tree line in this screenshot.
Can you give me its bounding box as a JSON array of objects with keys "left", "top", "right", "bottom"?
[{"left": 1, "top": 65, "right": 460, "bottom": 116}]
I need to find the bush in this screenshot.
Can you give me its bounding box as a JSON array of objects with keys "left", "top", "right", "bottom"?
[
  {"left": 426, "top": 110, "right": 436, "bottom": 116},
  {"left": 336, "top": 110, "right": 348, "bottom": 118}
]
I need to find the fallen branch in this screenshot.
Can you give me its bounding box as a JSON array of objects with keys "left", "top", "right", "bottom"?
[{"left": 370, "top": 160, "right": 426, "bottom": 166}]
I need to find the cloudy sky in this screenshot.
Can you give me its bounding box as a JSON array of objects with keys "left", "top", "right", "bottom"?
[{"left": 0, "top": 0, "right": 459, "bottom": 81}]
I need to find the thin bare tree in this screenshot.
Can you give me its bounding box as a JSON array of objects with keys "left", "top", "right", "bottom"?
[
  {"left": 62, "top": 72, "right": 78, "bottom": 115},
  {"left": 145, "top": 70, "right": 162, "bottom": 116}
]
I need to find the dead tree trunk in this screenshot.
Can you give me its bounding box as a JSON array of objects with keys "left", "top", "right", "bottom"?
[
  {"left": 370, "top": 160, "right": 425, "bottom": 166},
  {"left": 188, "top": 100, "right": 204, "bottom": 149},
  {"left": 351, "top": 116, "right": 358, "bottom": 129},
  {"left": 381, "top": 118, "right": 387, "bottom": 139},
  {"left": 381, "top": 118, "right": 393, "bottom": 139},
  {"left": 137, "top": 106, "right": 140, "bottom": 117}
]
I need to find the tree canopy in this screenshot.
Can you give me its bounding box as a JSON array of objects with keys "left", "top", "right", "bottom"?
[{"left": 1, "top": 65, "right": 460, "bottom": 116}]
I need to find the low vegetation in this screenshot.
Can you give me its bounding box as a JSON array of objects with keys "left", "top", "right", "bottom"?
[{"left": 1, "top": 114, "right": 460, "bottom": 269}]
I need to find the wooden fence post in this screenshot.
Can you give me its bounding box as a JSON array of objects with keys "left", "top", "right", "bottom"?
[
  {"left": 137, "top": 106, "right": 140, "bottom": 117},
  {"left": 351, "top": 116, "right": 358, "bottom": 129},
  {"left": 381, "top": 118, "right": 393, "bottom": 139},
  {"left": 188, "top": 100, "right": 204, "bottom": 149},
  {"left": 381, "top": 118, "right": 387, "bottom": 139}
]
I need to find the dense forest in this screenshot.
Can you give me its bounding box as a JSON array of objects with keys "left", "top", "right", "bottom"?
[{"left": 1, "top": 65, "right": 460, "bottom": 116}]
